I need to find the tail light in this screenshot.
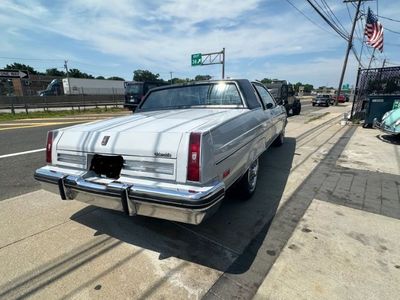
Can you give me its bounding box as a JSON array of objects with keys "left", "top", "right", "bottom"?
[
  {"left": 46, "top": 131, "right": 54, "bottom": 164},
  {"left": 187, "top": 132, "right": 201, "bottom": 181}
]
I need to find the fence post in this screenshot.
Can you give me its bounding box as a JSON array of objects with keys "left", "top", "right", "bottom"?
[
  {"left": 43, "top": 96, "right": 47, "bottom": 112},
  {"left": 81, "top": 90, "right": 85, "bottom": 111},
  {"left": 24, "top": 103, "right": 28, "bottom": 115},
  {"left": 11, "top": 102, "right": 15, "bottom": 115},
  {"left": 350, "top": 67, "right": 361, "bottom": 119}
]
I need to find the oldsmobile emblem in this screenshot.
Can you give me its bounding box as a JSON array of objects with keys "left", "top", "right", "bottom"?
[
  {"left": 101, "top": 136, "right": 110, "bottom": 146},
  {"left": 154, "top": 152, "right": 172, "bottom": 158}
]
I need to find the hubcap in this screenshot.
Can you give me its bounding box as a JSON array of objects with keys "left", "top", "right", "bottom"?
[{"left": 247, "top": 159, "right": 259, "bottom": 192}]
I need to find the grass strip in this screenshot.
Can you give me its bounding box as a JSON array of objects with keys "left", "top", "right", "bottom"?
[{"left": 0, "top": 107, "right": 125, "bottom": 121}]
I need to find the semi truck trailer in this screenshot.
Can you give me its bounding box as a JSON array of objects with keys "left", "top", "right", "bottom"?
[{"left": 39, "top": 78, "right": 125, "bottom": 96}]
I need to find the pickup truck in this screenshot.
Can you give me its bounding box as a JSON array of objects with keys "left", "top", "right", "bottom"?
[{"left": 34, "top": 79, "right": 287, "bottom": 224}]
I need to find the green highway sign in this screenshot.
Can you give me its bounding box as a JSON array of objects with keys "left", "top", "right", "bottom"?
[
  {"left": 191, "top": 53, "right": 202, "bottom": 66},
  {"left": 342, "top": 83, "right": 350, "bottom": 90}
]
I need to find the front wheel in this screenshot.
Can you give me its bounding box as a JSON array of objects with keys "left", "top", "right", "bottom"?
[
  {"left": 238, "top": 158, "right": 259, "bottom": 199},
  {"left": 273, "top": 128, "right": 285, "bottom": 147},
  {"left": 293, "top": 103, "right": 301, "bottom": 115}
]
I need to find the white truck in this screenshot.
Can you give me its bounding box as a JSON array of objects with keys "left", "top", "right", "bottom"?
[{"left": 39, "top": 78, "right": 125, "bottom": 96}]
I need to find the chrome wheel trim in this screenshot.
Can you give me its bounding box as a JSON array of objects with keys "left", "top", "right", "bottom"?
[
  {"left": 247, "top": 159, "right": 259, "bottom": 192},
  {"left": 280, "top": 128, "right": 285, "bottom": 143}
]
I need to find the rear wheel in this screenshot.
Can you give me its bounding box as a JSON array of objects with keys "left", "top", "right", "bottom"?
[{"left": 238, "top": 158, "right": 259, "bottom": 199}]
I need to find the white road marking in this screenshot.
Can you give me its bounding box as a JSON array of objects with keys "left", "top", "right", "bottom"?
[{"left": 0, "top": 148, "right": 45, "bottom": 159}]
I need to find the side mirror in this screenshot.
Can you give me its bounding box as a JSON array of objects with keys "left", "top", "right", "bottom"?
[{"left": 266, "top": 103, "right": 273, "bottom": 109}]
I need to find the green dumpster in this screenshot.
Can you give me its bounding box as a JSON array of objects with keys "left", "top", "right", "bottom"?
[{"left": 364, "top": 95, "right": 400, "bottom": 127}]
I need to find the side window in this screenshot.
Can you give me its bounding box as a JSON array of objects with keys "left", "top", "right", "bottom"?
[
  {"left": 254, "top": 84, "right": 276, "bottom": 108},
  {"left": 145, "top": 84, "right": 158, "bottom": 93}
]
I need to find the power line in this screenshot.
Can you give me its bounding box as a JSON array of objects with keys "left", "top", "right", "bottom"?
[
  {"left": 306, "top": 0, "right": 349, "bottom": 41},
  {"left": 314, "top": 0, "right": 349, "bottom": 37},
  {"left": 284, "top": 0, "right": 339, "bottom": 37},
  {"left": 385, "top": 27, "right": 400, "bottom": 35},
  {"left": 321, "top": 0, "right": 349, "bottom": 35},
  {"left": 378, "top": 15, "right": 400, "bottom": 23}
]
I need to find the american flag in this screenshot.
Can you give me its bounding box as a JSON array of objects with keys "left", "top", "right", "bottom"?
[{"left": 364, "top": 7, "right": 384, "bottom": 52}]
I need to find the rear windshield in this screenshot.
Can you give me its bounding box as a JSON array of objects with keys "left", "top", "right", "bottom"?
[
  {"left": 140, "top": 83, "right": 243, "bottom": 110},
  {"left": 126, "top": 84, "right": 143, "bottom": 94}
]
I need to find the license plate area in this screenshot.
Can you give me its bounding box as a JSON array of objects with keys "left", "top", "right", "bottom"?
[{"left": 89, "top": 154, "right": 124, "bottom": 179}]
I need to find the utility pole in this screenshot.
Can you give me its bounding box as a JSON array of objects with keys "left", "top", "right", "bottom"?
[
  {"left": 335, "top": 0, "right": 363, "bottom": 105},
  {"left": 64, "top": 60, "right": 71, "bottom": 95},
  {"left": 169, "top": 71, "right": 173, "bottom": 85},
  {"left": 222, "top": 47, "right": 225, "bottom": 79}
]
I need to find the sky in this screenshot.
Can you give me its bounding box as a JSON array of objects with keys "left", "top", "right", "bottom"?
[{"left": 0, "top": 0, "right": 399, "bottom": 87}]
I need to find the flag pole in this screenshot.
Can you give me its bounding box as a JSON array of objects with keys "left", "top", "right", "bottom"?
[{"left": 335, "top": 0, "right": 363, "bottom": 106}]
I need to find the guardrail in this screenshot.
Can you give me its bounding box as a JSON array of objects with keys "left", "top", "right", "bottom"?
[{"left": 0, "top": 95, "right": 125, "bottom": 114}]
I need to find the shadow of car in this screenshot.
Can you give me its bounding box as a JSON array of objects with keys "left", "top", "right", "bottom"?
[{"left": 70, "top": 137, "right": 296, "bottom": 273}]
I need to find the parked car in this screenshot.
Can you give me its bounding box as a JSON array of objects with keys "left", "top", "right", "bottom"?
[
  {"left": 34, "top": 80, "right": 287, "bottom": 225},
  {"left": 124, "top": 81, "right": 168, "bottom": 111},
  {"left": 333, "top": 94, "right": 346, "bottom": 103},
  {"left": 312, "top": 94, "right": 331, "bottom": 107},
  {"left": 373, "top": 107, "right": 400, "bottom": 135}
]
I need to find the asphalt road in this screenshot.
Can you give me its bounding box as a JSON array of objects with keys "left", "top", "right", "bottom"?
[
  {"left": 0, "top": 101, "right": 320, "bottom": 201},
  {"left": 0, "top": 114, "right": 126, "bottom": 201}
]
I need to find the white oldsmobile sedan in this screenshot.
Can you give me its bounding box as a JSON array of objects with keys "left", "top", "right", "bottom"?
[{"left": 34, "top": 80, "right": 287, "bottom": 225}]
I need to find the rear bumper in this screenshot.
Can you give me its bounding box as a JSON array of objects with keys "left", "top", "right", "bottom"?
[
  {"left": 373, "top": 118, "right": 399, "bottom": 135},
  {"left": 34, "top": 167, "right": 225, "bottom": 225}
]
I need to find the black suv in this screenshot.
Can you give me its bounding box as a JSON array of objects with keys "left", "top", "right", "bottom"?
[{"left": 124, "top": 81, "right": 167, "bottom": 111}]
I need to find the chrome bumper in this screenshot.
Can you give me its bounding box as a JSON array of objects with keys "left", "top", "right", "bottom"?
[
  {"left": 34, "top": 168, "right": 225, "bottom": 225},
  {"left": 373, "top": 118, "right": 399, "bottom": 135}
]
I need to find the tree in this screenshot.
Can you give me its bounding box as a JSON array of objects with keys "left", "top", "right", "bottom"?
[
  {"left": 45, "top": 68, "right": 65, "bottom": 77},
  {"left": 293, "top": 82, "right": 302, "bottom": 93},
  {"left": 195, "top": 75, "right": 212, "bottom": 81},
  {"left": 133, "top": 69, "right": 160, "bottom": 82},
  {"left": 68, "top": 68, "right": 94, "bottom": 79},
  {"left": 96, "top": 76, "right": 105, "bottom": 79},
  {"left": 303, "top": 84, "right": 314, "bottom": 93},
  {"left": 261, "top": 78, "right": 273, "bottom": 84},
  {"left": 107, "top": 76, "right": 125, "bottom": 81},
  {"left": 5, "top": 63, "right": 42, "bottom": 75},
  {"left": 170, "top": 78, "right": 185, "bottom": 84}
]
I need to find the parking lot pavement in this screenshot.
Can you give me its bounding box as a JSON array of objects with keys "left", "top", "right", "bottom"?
[
  {"left": 254, "top": 199, "right": 400, "bottom": 300},
  {"left": 0, "top": 103, "right": 356, "bottom": 299},
  {"left": 254, "top": 120, "right": 400, "bottom": 299},
  {"left": 0, "top": 191, "right": 231, "bottom": 299}
]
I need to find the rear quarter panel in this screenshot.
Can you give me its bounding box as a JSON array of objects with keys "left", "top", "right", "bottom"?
[{"left": 207, "top": 108, "right": 268, "bottom": 188}]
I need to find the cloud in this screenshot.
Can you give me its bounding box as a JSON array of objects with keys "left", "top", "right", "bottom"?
[{"left": 1, "top": 0, "right": 397, "bottom": 86}]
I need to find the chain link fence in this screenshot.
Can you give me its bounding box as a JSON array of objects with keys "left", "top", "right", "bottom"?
[{"left": 351, "top": 66, "right": 400, "bottom": 119}]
